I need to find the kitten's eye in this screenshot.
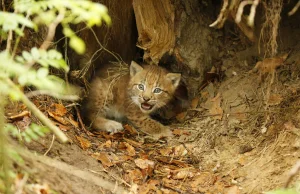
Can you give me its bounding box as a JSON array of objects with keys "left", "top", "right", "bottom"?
[
  {"left": 137, "top": 84, "right": 144, "bottom": 91},
  {"left": 153, "top": 88, "right": 162, "bottom": 94}
]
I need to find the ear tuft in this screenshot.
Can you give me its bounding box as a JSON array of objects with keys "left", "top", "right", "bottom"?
[
  {"left": 130, "top": 61, "right": 144, "bottom": 77},
  {"left": 166, "top": 73, "right": 181, "bottom": 88}
]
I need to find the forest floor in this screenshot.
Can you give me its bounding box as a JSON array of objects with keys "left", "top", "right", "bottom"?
[{"left": 6, "top": 44, "right": 300, "bottom": 194}]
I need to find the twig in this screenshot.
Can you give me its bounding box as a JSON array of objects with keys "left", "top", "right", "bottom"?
[
  {"left": 288, "top": 1, "right": 300, "bottom": 16},
  {"left": 26, "top": 90, "right": 79, "bottom": 101},
  {"left": 44, "top": 134, "right": 55, "bottom": 156},
  {"left": 17, "top": 148, "right": 129, "bottom": 194},
  {"left": 284, "top": 160, "right": 300, "bottom": 188},
  {"left": 40, "top": 10, "right": 65, "bottom": 50},
  {"left": 5, "top": 78, "right": 68, "bottom": 143},
  {"left": 6, "top": 30, "right": 13, "bottom": 52},
  {"left": 74, "top": 106, "right": 94, "bottom": 136},
  {"left": 2, "top": 0, "right": 5, "bottom": 11},
  {"left": 11, "top": 12, "right": 31, "bottom": 58},
  {"left": 88, "top": 169, "right": 132, "bottom": 188}
]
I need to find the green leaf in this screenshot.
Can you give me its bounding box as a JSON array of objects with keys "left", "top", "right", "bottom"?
[
  {"left": 8, "top": 90, "right": 22, "bottom": 101},
  {"left": 22, "top": 51, "right": 33, "bottom": 61},
  {"left": 31, "top": 47, "right": 40, "bottom": 60},
  {"left": 37, "top": 68, "right": 49, "bottom": 78},
  {"left": 266, "top": 188, "right": 298, "bottom": 194},
  {"left": 62, "top": 27, "right": 74, "bottom": 37},
  {"left": 69, "top": 36, "right": 86, "bottom": 54}
]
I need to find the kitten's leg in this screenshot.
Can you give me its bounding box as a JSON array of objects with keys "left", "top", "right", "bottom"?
[
  {"left": 91, "top": 116, "right": 123, "bottom": 133},
  {"left": 126, "top": 109, "right": 173, "bottom": 138}
]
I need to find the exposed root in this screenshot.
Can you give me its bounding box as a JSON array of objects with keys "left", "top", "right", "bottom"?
[
  {"left": 288, "top": 1, "right": 300, "bottom": 16},
  {"left": 210, "top": 0, "right": 257, "bottom": 41},
  {"left": 259, "top": 0, "right": 283, "bottom": 58}
]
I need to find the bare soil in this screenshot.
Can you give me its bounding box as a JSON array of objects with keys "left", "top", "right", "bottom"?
[{"left": 6, "top": 42, "right": 300, "bottom": 194}]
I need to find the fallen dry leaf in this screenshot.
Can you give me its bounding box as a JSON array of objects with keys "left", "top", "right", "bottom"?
[
  {"left": 172, "top": 170, "right": 194, "bottom": 179},
  {"left": 91, "top": 152, "right": 113, "bottom": 167},
  {"left": 162, "top": 178, "right": 182, "bottom": 192},
  {"left": 139, "top": 180, "right": 160, "bottom": 194},
  {"left": 267, "top": 94, "right": 283, "bottom": 106},
  {"left": 176, "top": 112, "right": 187, "bottom": 123},
  {"left": 125, "top": 169, "right": 143, "bottom": 184},
  {"left": 114, "top": 155, "right": 133, "bottom": 164},
  {"left": 123, "top": 138, "right": 143, "bottom": 148},
  {"left": 160, "top": 188, "right": 178, "bottom": 194},
  {"left": 50, "top": 103, "right": 67, "bottom": 116},
  {"left": 27, "top": 183, "right": 50, "bottom": 194},
  {"left": 159, "top": 147, "right": 173, "bottom": 156},
  {"left": 156, "top": 156, "right": 189, "bottom": 168},
  {"left": 48, "top": 111, "right": 68, "bottom": 125},
  {"left": 174, "top": 145, "right": 188, "bottom": 157},
  {"left": 8, "top": 110, "right": 31, "bottom": 120},
  {"left": 190, "top": 173, "right": 215, "bottom": 192},
  {"left": 98, "top": 140, "right": 112, "bottom": 149},
  {"left": 134, "top": 158, "right": 155, "bottom": 169},
  {"left": 238, "top": 156, "right": 247, "bottom": 166},
  {"left": 66, "top": 115, "right": 79, "bottom": 128},
  {"left": 232, "top": 113, "right": 247, "bottom": 121},
  {"left": 201, "top": 91, "right": 209, "bottom": 99},
  {"left": 284, "top": 120, "right": 296, "bottom": 131},
  {"left": 209, "top": 93, "right": 223, "bottom": 120},
  {"left": 124, "top": 142, "right": 136, "bottom": 156},
  {"left": 52, "top": 121, "right": 71, "bottom": 131},
  {"left": 76, "top": 135, "right": 92, "bottom": 150},
  {"left": 124, "top": 124, "right": 138, "bottom": 135},
  {"left": 172, "top": 129, "right": 190, "bottom": 136},
  {"left": 225, "top": 185, "right": 241, "bottom": 194},
  {"left": 190, "top": 97, "right": 199, "bottom": 109},
  {"left": 254, "top": 53, "right": 288, "bottom": 74}
]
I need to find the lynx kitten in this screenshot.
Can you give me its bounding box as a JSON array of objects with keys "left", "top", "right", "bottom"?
[{"left": 83, "top": 61, "right": 181, "bottom": 138}]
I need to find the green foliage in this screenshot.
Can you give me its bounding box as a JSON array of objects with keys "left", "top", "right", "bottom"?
[
  {"left": 0, "top": 12, "right": 36, "bottom": 37},
  {"left": 265, "top": 188, "right": 299, "bottom": 194},
  {"left": 5, "top": 123, "right": 49, "bottom": 143},
  {"left": 0, "top": 0, "right": 111, "bottom": 193},
  {"left": 13, "top": 0, "right": 111, "bottom": 54}
]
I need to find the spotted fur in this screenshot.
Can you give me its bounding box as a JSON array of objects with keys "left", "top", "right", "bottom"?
[{"left": 82, "top": 61, "right": 181, "bottom": 138}]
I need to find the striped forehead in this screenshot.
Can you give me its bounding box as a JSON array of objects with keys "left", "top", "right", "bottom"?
[{"left": 144, "top": 66, "right": 164, "bottom": 86}]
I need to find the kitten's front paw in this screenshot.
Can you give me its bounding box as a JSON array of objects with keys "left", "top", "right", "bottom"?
[{"left": 104, "top": 120, "right": 124, "bottom": 133}]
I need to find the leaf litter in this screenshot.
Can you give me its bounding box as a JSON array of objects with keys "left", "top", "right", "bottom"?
[{"left": 7, "top": 49, "right": 300, "bottom": 194}]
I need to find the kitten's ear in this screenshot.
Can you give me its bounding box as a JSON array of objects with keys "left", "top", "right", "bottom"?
[
  {"left": 166, "top": 73, "right": 181, "bottom": 87},
  {"left": 130, "top": 61, "right": 143, "bottom": 77}
]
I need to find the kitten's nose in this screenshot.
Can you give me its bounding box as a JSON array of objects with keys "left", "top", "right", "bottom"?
[{"left": 143, "top": 96, "right": 150, "bottom": 102}]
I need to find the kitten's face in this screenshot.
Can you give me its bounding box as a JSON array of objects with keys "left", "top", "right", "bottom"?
[{"left": 128, "top": 61, "right": 181, "bottom": 114}]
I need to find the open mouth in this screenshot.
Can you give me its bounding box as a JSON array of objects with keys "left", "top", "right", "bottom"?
[{"left": 141, "top": 103, "right": 153, "bottom": 111}]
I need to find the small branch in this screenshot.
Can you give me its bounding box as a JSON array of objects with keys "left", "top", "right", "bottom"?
[
  {"left": 74, "top": 106, "right": 94, "bottom": 136},
  {"left": 5, "top": 78, "right": 68, "bottom": 143},
  {"left": 40, "top": 10, "right": 65, "bottom": 50},
  {"left": 26, "top": 90, "right": 79, "bottom": 101},
  {"left": 284, "top": 160, "right": 300, "bottom": 188},
  {"left": 288, "top": 1, "right": 300, "bottom": 16},
  {"left": 6, "top": 30, "right": 13, "bottom": 52},
  {"left": 2, "top": 0, "right": 5, "bottom": 11},
  {"left": 18, "top": 148, "right": 129, "bottom": 194},
  {"left": 44, "top": 134, "right": 55, "bottom": 156},
  {"left": 12, "top": 12, "right": 31, "bottom": 58}
]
